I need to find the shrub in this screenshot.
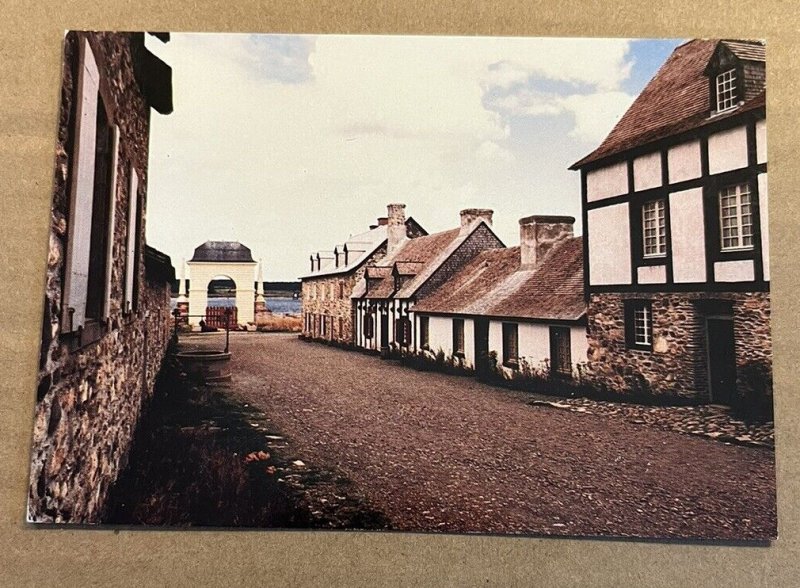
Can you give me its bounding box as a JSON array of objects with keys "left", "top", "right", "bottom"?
[{"left": 734, "top": 360, "right": 774, "bottom": 421}]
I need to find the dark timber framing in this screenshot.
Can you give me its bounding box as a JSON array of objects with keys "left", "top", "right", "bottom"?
[{"left": 578, "top": 108, "right": 767, "bottom": 296}]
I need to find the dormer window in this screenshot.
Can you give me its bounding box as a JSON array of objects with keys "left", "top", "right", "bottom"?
[{"left": 716, "top": 68, "right": 738, "bottom": 112}]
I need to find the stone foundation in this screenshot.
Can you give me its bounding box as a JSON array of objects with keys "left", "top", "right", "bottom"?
[{"left": 584, "top": 291, "right": 772, "bottom": 402}]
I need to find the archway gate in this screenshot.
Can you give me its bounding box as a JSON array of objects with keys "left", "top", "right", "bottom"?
[{"left": 182, "top": 241, "right": 259, "bottom": 326}]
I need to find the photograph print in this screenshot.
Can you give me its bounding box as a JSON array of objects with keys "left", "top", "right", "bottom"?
[{"left": 28, "top": 31, "right": 775, "bottom": 540}]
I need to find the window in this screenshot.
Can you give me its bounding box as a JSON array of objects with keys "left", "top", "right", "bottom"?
[
  {"left": 339, "top": 282, "right": 344, "bottom": 299},
  {"left": 338, "top": 317, "right": 344, "bottom": 338},
  {"left": 549, "top": 326, "right": 572, "bottom": 377},
  {"left": 642, "top": 199, "right": 666, "bottom": 258},
  {"left": 363, "top": 312, "right": 374, "bottom": 339},
  {"left": 719, "top": 183, "right": 753, "bottom": 251},
  {"left": 419, "top": 316, "right": 430, "bottom": 349},
  {"left": 716, "top": 69, "right": 738, "bottom": 112},
  {"left": 321, "top": 315, "right": 327, "bottom": 338},
  {"left": 625, "top": 300, "right": 653, "bottom": 350},
  {"left": 452, "top": 318, "right": 465, "bottom": 357},
  {"left": 502, "top": 323, "right": 519, "bottom": 367}
]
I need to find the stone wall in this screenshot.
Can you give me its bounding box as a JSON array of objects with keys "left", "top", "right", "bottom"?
[
  {"left": 28, "top": 32, "right": 172, "bottom": 523},
  {"left": 301, "top": 243, "right": 387, "bottom": 344},
  {"left": 584, "top": 291, "right": 772, "bottom": 401}
]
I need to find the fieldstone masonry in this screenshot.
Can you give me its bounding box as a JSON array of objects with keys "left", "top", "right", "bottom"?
[
  {"left": 585, "top": 292, "right": 772, "bottom": 401},
  {"left": 29, "top": 32, "right": 173, "bottom": 523}
]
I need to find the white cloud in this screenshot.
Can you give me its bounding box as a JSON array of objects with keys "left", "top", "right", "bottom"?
[{"left": 145, "top": 34, "right": 639, "bottom": 279}]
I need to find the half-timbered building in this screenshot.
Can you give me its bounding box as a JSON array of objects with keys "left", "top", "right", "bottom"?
[
  {"left": 353, "top": 207, "right": 505, "bottom": 355},
  {"left": 570, "top": 39, "right": 769, "bottom": 403},
  {"left": 300, "top": 205, "right": 426, "bottom": 344}
]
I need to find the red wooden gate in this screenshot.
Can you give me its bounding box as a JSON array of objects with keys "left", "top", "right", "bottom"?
[{"left": 205, "top": 306, "right": 237, "bottom": 328}]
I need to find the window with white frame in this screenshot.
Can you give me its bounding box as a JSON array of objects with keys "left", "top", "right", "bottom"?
[
  {"left": 625, "top": 300, "right": 653, "bottom": 350},
  {"left": 716, "top": 69, "right": 738, "bottom": 112},
  {"left": 123, "top": 167, "right": 139, "bottom": 314},
  {"left": 719, "top": 183, "right": 753, "bottom": 251},
  {"left": 642, "top": 199, "right": 667, "bottom": 257}
]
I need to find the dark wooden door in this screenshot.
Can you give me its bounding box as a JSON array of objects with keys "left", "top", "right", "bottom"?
[
  {"left": 380, "top": 312, "right": 389, "bottom": 350},
  {"left": 707, "top": 318, "right": 737, "bottom": 404},
  {"left": 474, "top": 317, "right": 490, "bottom": 376},
  {"left": 549, "top": 326, "right": 572, "bottom": 377}
]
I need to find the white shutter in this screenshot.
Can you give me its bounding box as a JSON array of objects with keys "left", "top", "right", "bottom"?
[
  {"left": 102, "top": 125, "right": 120, "bottom": 319},
  {"left": 62, "top": 39, "right": 100, "bottom": 332},
  {"left": 124, "top": 167, "right": 139, "bottom": 312}
]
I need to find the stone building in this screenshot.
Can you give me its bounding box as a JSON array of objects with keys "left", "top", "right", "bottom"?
[
  {"left": 353, "top": 207, "right": 504, "bottom": 355},
  {"left": 300, "top": 206, "right": 426, "bottom": 344},
  {"left": 29, "top": 31, "right": 174, "bottom": 523},
  {"left": 412, "top": 216, "right": 586, "bottom": 377},
  {"left": 570, "top": 39, "right": 769, "bottom": 403}
]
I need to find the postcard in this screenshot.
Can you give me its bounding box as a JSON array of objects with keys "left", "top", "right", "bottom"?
[{"left": 28, "top": 31, "right": 774, "bottom": 540}]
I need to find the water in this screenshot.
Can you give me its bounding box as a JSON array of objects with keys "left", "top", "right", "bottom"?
[{"left": 170, "top": 296, "right": 301, "bottom": 315}]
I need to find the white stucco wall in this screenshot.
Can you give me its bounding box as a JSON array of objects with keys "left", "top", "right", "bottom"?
[
  {"left": 708, "top": 125, "right": 748, "bottom": 175},
  {"left": 488, "top": 321, "right": 588, "bottom": 374},
  {"left": 637, "top": 265, "right": 667, "bottom": 284},
  {"left": 187, "top": 261, "right": 257, "bottom": 325},
  {"left": 587, "top": 203, "right": 631, "bottom": 285},
  {"left": 633, "top": 152, "right": 662, "bottom": 192},
  {"left": 425, "top": 315, "right": 475, "bottom": 367},
  {"left": 756, "top": 119, "right": 767, "bottom": 165},
  {"left": 586, "top": 161, "right": 628, "bottom": 202},
  {"left": 669, "top": 188, "right": 706, "bottom": 283},
  {"left": 667, "top": 140, "right": 702, "bottom": 184},
  {"left": 759, "top": 173, "right": 769, "bottom": 281},
  {"left": 714, "top": 260, "right": 755, "bottom": 282}
]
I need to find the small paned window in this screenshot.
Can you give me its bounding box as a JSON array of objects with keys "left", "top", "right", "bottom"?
[
  {"left": 395, "top": 317, "right": 412, "bottom": 346},
  {"left": 419, "top": 316, "right": 430, "bottom": 349},
  {"left": 716, "top": 69, "right": 738, "bottom": 112},
  {"left": 625, "top": 300, "right": 653, "bottom": 350},
  {"left": 502, "top": 323, "right": 519, "bottom": 367},
  {"left": 642, "top": 199, "right": 667, "bottom": 258},
  {"left": 452, "top": 318, "right": 465, "bottom": 356},
  {"left": 719, "top": 183, "right": 753, "bottom": 251}
]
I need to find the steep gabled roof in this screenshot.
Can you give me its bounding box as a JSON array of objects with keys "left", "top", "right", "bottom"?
[
  {"left": 571, "top": 39, "right": 766, "bottom": 169},
  {"left": 300, "top": 217, "right": 427, "bottom": 280},
  {"left": 189, "top": 241, "right": 254, "bottom": 263},
  {"left": 412, "top": 237, "right": 585, "bottom": 322}
]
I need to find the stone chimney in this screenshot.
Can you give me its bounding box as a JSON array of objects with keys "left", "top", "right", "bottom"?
[
  {"left": 386, "top": 203, "right": 407, "bottom": 256},
  {"left": 519, "top": 215, "right": 575, "bottom": 270},
  {"left": 459, "top": 208, "right": 494, "bottom": 235}
]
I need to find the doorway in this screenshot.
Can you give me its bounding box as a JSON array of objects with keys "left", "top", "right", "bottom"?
[
  {"left": 706, "top": 316, "right": 737, "bottom": 405},
  {"left": 474, "top": 317, "right": 490, "bottom": 376}
]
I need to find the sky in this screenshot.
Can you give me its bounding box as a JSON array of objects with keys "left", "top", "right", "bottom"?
[{"left": 144, "top": 35, "right": 681, "bottom": 281}]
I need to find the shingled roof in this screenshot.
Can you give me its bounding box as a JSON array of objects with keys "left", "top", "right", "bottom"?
[
  {"left": 412, "top": 237, "right": 585, "bottom": 322},
  {"left": 571, "top": 39, "right": 766, "bottom": 169},
  {"left": 189, "top": 241, "right": 255, "bottom": 263},
  {"left": 354, "top": 228, "right": 463, "bottom": 299}
]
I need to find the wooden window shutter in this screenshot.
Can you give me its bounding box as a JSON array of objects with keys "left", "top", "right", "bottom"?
[
  {"left": 623, "top": 301, "right": 635, "bottom": 347},
  {"left": 62, "top": 39, "right": 101, "bottom": 333},
  {"left": 102, "top": 125, "right": 120, "bottom": 319},
  {"left": 124, "top": 167, "right": 139, "bottom": 313}
]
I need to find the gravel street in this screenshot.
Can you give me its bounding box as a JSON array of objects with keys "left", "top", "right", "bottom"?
[{"left": 185, "top": 332, "right": 777, "bottom": 540}]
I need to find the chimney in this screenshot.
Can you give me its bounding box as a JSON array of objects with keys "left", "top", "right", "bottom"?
[
  {"left": 519, "top": 215, "right": 575, "bottom": 270},
  {"left": 459, "top": 208, "right": 493, "bottom": 235},
  {"left": 386, "top": 203, "right": 407, "bottom": 256}
]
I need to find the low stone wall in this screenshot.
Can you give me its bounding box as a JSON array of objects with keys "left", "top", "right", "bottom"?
[{"left": 584, "top": 291, "right": 772, "bottom": 402}]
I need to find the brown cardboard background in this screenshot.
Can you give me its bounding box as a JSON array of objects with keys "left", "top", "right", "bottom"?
[{"left": 0, "top": 1, "right": 797, "bottom": 585}]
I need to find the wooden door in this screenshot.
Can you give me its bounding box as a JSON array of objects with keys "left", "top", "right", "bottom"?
[
  {"left": 549, "top": 326, "right": 572, "bottom": 377},
  {"left": 474, "top": 318, "right": 490, "bottom": 376},
  {"left": 707, "top": 317, "right": 737, "bottom": 405}
]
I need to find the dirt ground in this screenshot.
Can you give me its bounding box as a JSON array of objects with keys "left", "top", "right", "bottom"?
[{"left": 181, "top": 332, "right": 777, "bottom": 540}]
